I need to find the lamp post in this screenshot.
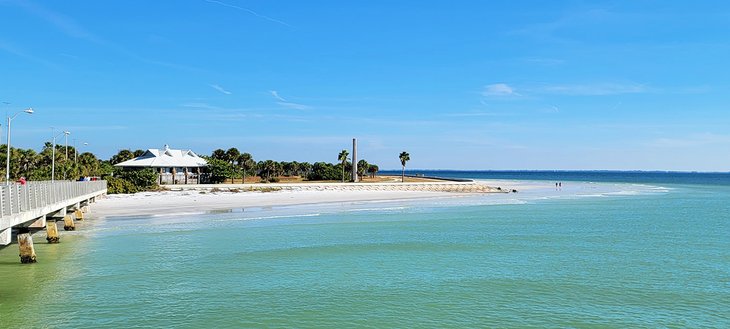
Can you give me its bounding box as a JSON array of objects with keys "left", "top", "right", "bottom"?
[
  {"left": 75, "top": 141, "right": 88, "bottom": 163},
  {"left": 63, "top": 133, "right": 70, "bottom": 180},
  {"left": 5, "top": 108, "right": 33, "bottom": 185},
  {"left": 51, "top": 129, "right": 70, "bottom": 183}
]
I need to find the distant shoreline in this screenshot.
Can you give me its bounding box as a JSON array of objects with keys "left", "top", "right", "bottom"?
[{"left": 91, "top": 180, "right": 519, "bottom": 218}]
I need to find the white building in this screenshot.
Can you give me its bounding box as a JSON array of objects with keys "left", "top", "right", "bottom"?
[{"left": 114, "top": 145, "right": 208, "bottom": 184}]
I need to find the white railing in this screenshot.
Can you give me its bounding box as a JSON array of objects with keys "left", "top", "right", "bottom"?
[{"left": 0, "top": 181, "right": 107, "bottom": 218}]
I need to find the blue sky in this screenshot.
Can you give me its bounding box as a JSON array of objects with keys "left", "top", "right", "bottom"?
[{"left": 1, "top": 0, "right": 728, "bottom": 171}]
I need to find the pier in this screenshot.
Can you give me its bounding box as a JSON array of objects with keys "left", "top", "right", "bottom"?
[{"left": 0, "top": 181, "right": 107, "bottom": 246}]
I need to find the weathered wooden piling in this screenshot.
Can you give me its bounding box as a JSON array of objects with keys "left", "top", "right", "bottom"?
[
  {"left": 74, "top": 209, "right": 84, "bottom": 220},
  {"left": 46, "top": 220, "right": 60, "bottom": 243},
  {"left": 63, "top": 214, "right": 75, "bottom": 231},
  {"left": 18, "top": 233, "right": 37, "bottom": 263}
]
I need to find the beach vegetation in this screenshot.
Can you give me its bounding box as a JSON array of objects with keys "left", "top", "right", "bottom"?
[
  {"left": 211, "top": 149, "right": 227, "bottom": 161},
  {"left": 237, "top": 153, "right": 255, "bottom": 183},
  {"left": 225, "top": 148, "right": 240, "bottom": 165},
  {"left": 338, "top": 149, "right": 349, "bottom": 182},
  {"left": 399, "top": 151, "right": 410, "bottom": 182},
  {"left": 298, "top": 162, "right": 312, "bottom": 177},
  {"left": 258, "top": 160, "right": 280, "bottom": 181},
  {"left": 307, "top": 162, "right": 339, "bottom": 181},
  {"left": 0, "top": 143, "right": 111, "bottom": 183},
  {"left": 357, "top": 159, "right": 369, "bottom": 181},
  {"left": 368, "top": 164, "right": 379, "bottom": 178},
  {"left": 110, "top": 149, "right": 134, "bottom": 165},
  {"left": 107, "top": 167, "right": 158, "bottom": 194},
  {"left": 106, "top": 176, "right": 137, "bottom": 194},
  {"left": 205, "top": 158, "right": 236, "bottom": 184}
]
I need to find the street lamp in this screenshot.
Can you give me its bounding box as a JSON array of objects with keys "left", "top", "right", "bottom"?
[
  {"left": 51, "top": 129, "right": 70, "bottom": 183},
  {"left": 5, "top": 108, "right": 33, "bottom": 185},
  {"left": 63, "top": 132, "right": 70, "bottom": 180},
  {"left": 75, "top": 141, "right": 88, "bottom": 163}
]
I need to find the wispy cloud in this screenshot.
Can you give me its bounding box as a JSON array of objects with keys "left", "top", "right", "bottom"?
[
  {"left": 210, "top": 84, "right": 232, "bottom": 95},
  {"left": 269, "top": 90, "right": 287, "bottom": 102},
  {"left": 181, "top": 102, "right": 221, "bottom": 110},
  {"left": 269, "top": 90, "right": 311, "bottom": 110},
  {"left": 0, "top": 40, "right": 60, "bottom": 69},
  {"left": 9, "top": 0, "right": 207, "bottom": 73},
  {"left": 482, "top": 83, "right": 521, "bottom": 97},
  {"left": 443, "top": 110, "right": 513, "bottom": 118},
  {"left": 9, "top": 0, "right": 101, "bottom": 42},
  {"left": 539, "top": 105, "right": 560, "bottom": 114},
  {"left": 204, "top": 0, "right": 293, "bottom": 28},
  {"left": 536, "top": 83, "right": 649, "bottom": 95}
]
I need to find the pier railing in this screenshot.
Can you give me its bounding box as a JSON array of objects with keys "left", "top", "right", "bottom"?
[{"left": 0, "top": 181, "right": 107, "bottom": 218}]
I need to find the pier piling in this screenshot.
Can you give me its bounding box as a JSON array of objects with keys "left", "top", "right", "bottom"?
[
  {"left": 74, "top": 209, "right": 84, "bottom": 220},
  {"left": 46, "top": 220, "right": 60, "bottom": 243},
  {"left": 18, "top": 233, "right": 37, "bottom": 263},
  {"left": 63, "top": 215, "right": 75, "bottom": 231}
]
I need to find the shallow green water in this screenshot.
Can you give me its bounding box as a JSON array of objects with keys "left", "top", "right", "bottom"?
[{"left": 1, "top": 182, "right": 729, "bottom": 328}]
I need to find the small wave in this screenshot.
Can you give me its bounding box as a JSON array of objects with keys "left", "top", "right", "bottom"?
[
  {"left": 343, "top": 206, "right": 409, "bottom": 213},
  {"left": 603, "top": 191, "right": 641, "bottom": 196},
  {"left": 573, "top": 194, "right": 608, "bottom": 198},
  {"left": 224, "top": 213, "right": 322, "bottom": 222}
]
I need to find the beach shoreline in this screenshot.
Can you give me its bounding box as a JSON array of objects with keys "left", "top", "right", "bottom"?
[{"left": 91, "top": 180, "right": 531, "bottom": 218}]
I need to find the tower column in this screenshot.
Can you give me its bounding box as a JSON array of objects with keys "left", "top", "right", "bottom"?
[{"left": 351, "top": 138, "right": 357, "bottom": 182}]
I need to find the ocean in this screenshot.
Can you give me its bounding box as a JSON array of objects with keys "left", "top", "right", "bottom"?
[{"left": 1, "top": 171, "right": 729, "bottom": 328}]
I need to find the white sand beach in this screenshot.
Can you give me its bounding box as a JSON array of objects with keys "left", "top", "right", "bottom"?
[{"left": 92, "top": 181, "right": 535, "bottom": 217}]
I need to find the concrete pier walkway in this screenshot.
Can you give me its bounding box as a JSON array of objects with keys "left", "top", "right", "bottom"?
[{"left": 0, "top": 181, "right": 107, "bottom": 245}]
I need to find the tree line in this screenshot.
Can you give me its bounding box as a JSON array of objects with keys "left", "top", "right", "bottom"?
[
  {"left": 0, "top": 143, "right": 111, "bottom": 182},
  {"left": 1, "top": 143, "right": 408, "bottom": 194},
  {"left": 205, "top": 147, "right": 380, "bottom": 183}
]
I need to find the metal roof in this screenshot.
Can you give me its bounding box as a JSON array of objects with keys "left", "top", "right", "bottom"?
[{"left": 114, "top": 145, "right": 208, "bottom": 168}]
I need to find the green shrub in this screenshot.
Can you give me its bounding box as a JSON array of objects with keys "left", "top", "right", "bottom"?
[
  {"left": 106, "top": 177, "right": 138, "bottom": 194},
  {"left": 107, "top": 167, "right": 158, "bottom": 194}
]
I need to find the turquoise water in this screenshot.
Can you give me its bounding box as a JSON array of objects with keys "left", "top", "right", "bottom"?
[{"left": 1, "top": 178, "right": 729, "bottom": 328}]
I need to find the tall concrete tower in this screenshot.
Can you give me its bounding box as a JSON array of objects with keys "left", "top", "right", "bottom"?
[{"left": 351, "top": 138, "right": 357, "bottom": 182}]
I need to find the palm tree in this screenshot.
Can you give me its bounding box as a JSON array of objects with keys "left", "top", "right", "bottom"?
[
  {"left": 399, "top": 151, "right": 410, "bottom": 182},
  {"left": 211, "top": 149, "right": 226, "bottom": 161},
  {"left": 357, "top": 159, "right": 368, "bottom": 182},
  {"left": 237, "top": 153, "right": 254, "bottom": 183},
  {"left": 368, "top": 164, "right": 379, "bottom": 178},
  {"left": 225, "top": 148, "right": 240, "bottom": 165},
  {"left": 299, "top": 162, "right": 312, "bottom": 177},
  {"left": 338, "top": 149, "right": 349, "bottom": 182},
  {"left": 110, "top": 149, "right": 134, "bottom": 165}
]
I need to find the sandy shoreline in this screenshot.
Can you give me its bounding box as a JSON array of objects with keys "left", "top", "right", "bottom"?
[{"left": 91, "top": 181, "right": 534, "bottom": 218}]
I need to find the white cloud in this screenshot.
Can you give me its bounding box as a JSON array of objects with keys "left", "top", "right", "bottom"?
[
  {"left": 181, "top": 102, "right": 220, "bottom": 110},
  {"left": 269, "top": 90, "right": 311, "bottom": 110},
  {"left": 482, "top": 83, "right": 520, "bottom": 97},
  {"left": 269, "top": 90, "right": 287, "bottom": 102},
  {"left": 276, "top": 102, "right": 311, "bottom": 110},
  {"left": 204, "top": 0, "right": 292, "bottom": 27},
  {"left": 210, "top": 84, "right": 232, "bottom": 95}
]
